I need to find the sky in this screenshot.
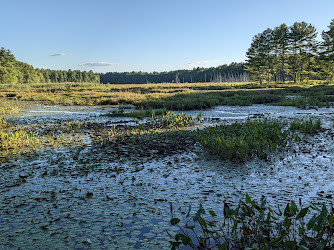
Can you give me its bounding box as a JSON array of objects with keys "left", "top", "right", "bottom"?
[{"left": 1, "top": 0, "right": 334, "bottom": 73}]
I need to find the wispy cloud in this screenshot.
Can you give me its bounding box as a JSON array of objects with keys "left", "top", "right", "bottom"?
[
  {"left": 185, "top": 60, "right": 219, "bottom": 68},
  {"left": 50, "top": 53, "right": 72, "bottom": 56},
  {"left": 78, "top": 62, "right": 117, "bottom": 67}
]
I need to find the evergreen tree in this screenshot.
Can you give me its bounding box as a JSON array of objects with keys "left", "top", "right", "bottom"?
[
  {"left": 320, "top": 19, "right": 334, "bottom": 82},
  {"left": 273, "top": 24, "right": 290, "bottom": 82},
  {"left": 289, "top": 22, "right": 317, "bottom": 83}
]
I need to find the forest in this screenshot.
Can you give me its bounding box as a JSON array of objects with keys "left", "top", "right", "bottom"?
[
  {"left": 246, "top": 20, "right": 334, "bottom": 84},
  {"left": 100, "top": 62, "right": 248, "bottom": 84},
  {"left": 0, "top": 48, "right": 100, "bottom": 84},
  {"left": 0, "top": 47, "right": 246, "bottom": 85}
]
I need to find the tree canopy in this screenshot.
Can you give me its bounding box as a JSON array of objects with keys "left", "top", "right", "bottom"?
[
  {"left": 100, "top": 63, "right": 248, "bottom": 84},
  {"left": 246, "top": 19, "right": 334, "bottom": 83},
  {"left": 0, "top": 47, "right": 100, "bottom": 84}
]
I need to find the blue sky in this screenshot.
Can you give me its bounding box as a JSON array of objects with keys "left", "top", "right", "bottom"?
[{"left": 1, "top": 0, "right": 334, "bottom": 73}]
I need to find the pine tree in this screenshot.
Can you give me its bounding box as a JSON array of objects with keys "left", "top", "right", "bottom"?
[{"left": 320, "top": 19, "right": 334, "bottom": 83}]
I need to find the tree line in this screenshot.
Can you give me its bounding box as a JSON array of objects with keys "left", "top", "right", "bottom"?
[
  {"left": 246, "top": 19, "right": 334, "bottom": 84},
  {"left": 37, "top": 68, "right": 100, "bottom": 83},
  {"left": 0, "top": 48, "right": 100, "bottom": 84},
  {"left": 2, "top": 19, "right": 333, "bottom": 85},
  {"left": 99, "top": 62, "right": 248, "bottom": 84}
]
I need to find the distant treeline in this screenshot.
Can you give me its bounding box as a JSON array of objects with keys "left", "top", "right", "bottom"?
[
  {"left": 37, "top": 69, "right": 100, "bottom": 83},
  {"left": 246, "top": 19, "right": 334, "bottom": 83},
  {"left": 100, "top": 62, "right": 248, "bottom": 84},
  {"left": 0, "top": 47, "right": 100, "bottom": 84}
]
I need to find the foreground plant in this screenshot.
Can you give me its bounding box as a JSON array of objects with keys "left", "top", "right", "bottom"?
[{"left": 168, "top": 194, "right": 334, "bottom": 249}]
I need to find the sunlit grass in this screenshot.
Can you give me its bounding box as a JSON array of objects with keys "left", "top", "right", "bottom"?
[{"left": 1, "top": 80, "right": 334, "bottom": 109}]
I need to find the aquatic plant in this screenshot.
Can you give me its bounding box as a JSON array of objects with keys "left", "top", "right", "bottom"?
[
  {"left": 197, "top": 119, "right": 288, "bottom": 162},
  {"left": 103, "top": 108, "right": 167, "bottom": 118},
  {"left": 154, "top": 111, "right": 196, "bottom": 129},
  {"left": 289, "top": 119, "right": 322, "bottom": 134},
  {"left": 169, "top": 194, "right": 334, "bottom": 249},
  {"left": 0, "top": 130, "right": 39, "bottom": 152},
  {"left": 0, "top": 103, "right": 20, "bottom": 115},
  {"left": 0, "top": 118, "right": 9, "bottom": 128}
]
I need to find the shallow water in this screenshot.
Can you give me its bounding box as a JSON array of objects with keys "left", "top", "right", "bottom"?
[{"left": 1, "top": 104, "right": 334, "bottom": 249}]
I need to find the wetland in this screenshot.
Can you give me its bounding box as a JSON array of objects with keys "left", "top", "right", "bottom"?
[{"left": 1, "top": 82, "right": 334, "bottom": 249}]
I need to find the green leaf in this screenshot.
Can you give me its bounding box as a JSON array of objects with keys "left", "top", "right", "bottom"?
[
  {"left": 298, "top": 226, "right": 304, "bottom": 236},
  {"left": 307, "top": 215, "right": 317, "bottom": 230},
  {"left": 329, "top": 214, "right": 334, "bottom": 228},
  {"left": 296, "top": 207, "right": 309, "bottom": 220},
  {"left": 175, "top": 233, "right": 191, "bottom": 245},
  {"left": 186, "top": 205, "right": 192, "bottom": 217},
  {"left": 186, "top": 225, "right": 195, "bottom": 230},
  {"left": 246, "top": 193, "right": 251, "bottom": 204},
  {"left": 219, "top": 242, "right": 228, "bottom": 250},
  {"left": 170, "top": 218, "right": 180, "bottom": 225},
  {"left": 209, "top": 210, "right": 217, "bottom": 217},
  {"left": 169, "top": 241, "right": 181, "bottom": 247},
  {"left": 181, "top": 236, "right": 191, "bottom": 245},
  {"left": 283, "top": 216, "right": 290, "bottom": 228},
  {"left": 290, "top": 200, "right": 298, "bottom": 215},
  {"left": 282, "top": 241, "right": 297, "bottom": 248}
]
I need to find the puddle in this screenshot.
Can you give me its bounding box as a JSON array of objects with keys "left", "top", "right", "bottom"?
[{"left": 1, "top": 104, "right": 334, "bottom": 249}]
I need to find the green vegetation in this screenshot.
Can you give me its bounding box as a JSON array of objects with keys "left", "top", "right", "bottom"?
[
  {"left": 0, "top": 130, "right": 39, "bottom": 153},
  {"left": 0, "top": 118, "right": 8, "bottom": 129},
  {"left": 136, "top": 89, "right": 283, "bottom": 110},
  {"left": 246, "top": 19, "right": 334, "bottom": 84},
  {"left": 154, "top": 111, "right": 196, "bottom": 129},
  {"left": 92, "top": 120, "right": 196, "bottom": 158},
  {"left": 104, "top": 108, "right": 167, "bottom": 118},
  {"left": 0, "top": 47, "right": 100, "bottom": 84},
  {"left": 100, "top": 62, "right": 247, "bottom": 84},
  {"left": 0, "top": 102, "right": 20, "bottom": 115},
  {"left": 289, "top": 118, "right": 322, "bottom": 134},
  {"left": 197, "top": 120, "right": 288, "bottom": 162},
  {"left": 169, "top": 194, "right": 334, "bottom": 249}
]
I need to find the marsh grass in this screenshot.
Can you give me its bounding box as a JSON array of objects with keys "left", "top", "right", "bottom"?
[
  {"left": 196, "top": 119, "right": 289, "bottom": 162},
  {"left": 135, "top": 90, "right": 284, "bottom": 110},
  {"left": 0, "top": 102, "right": 21, "bottom": 115},
  {"left": 103, "top": 108, "right": 167, "bottom": 118},
  {"left": 0, "top": 130, "right": 40, "bottom": 153},
  {"left": 289, "top": 119, "right": 322, "bottom": 134},
  {"left": 154, "top": 111, "right": 196, "bottom": 129},
  {"left": 0, "top": 118, "right": 9, "bottom": 129},
  {"left": 0, "top": 120, "right": 87, "bottom": 161},
  {"left": 1, "top": 81, "right": 334, "bottom": 110}
]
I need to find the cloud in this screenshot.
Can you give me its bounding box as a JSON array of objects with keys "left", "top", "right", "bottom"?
[
  {"left": 50, "top": 53, "right": 72, "bottom": 56},
  {"left": 78, "top": 62, "right": 117, "bottom": 67},
  {"left": 185, "top": 60, "right": 219, "bottom": 68}
]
